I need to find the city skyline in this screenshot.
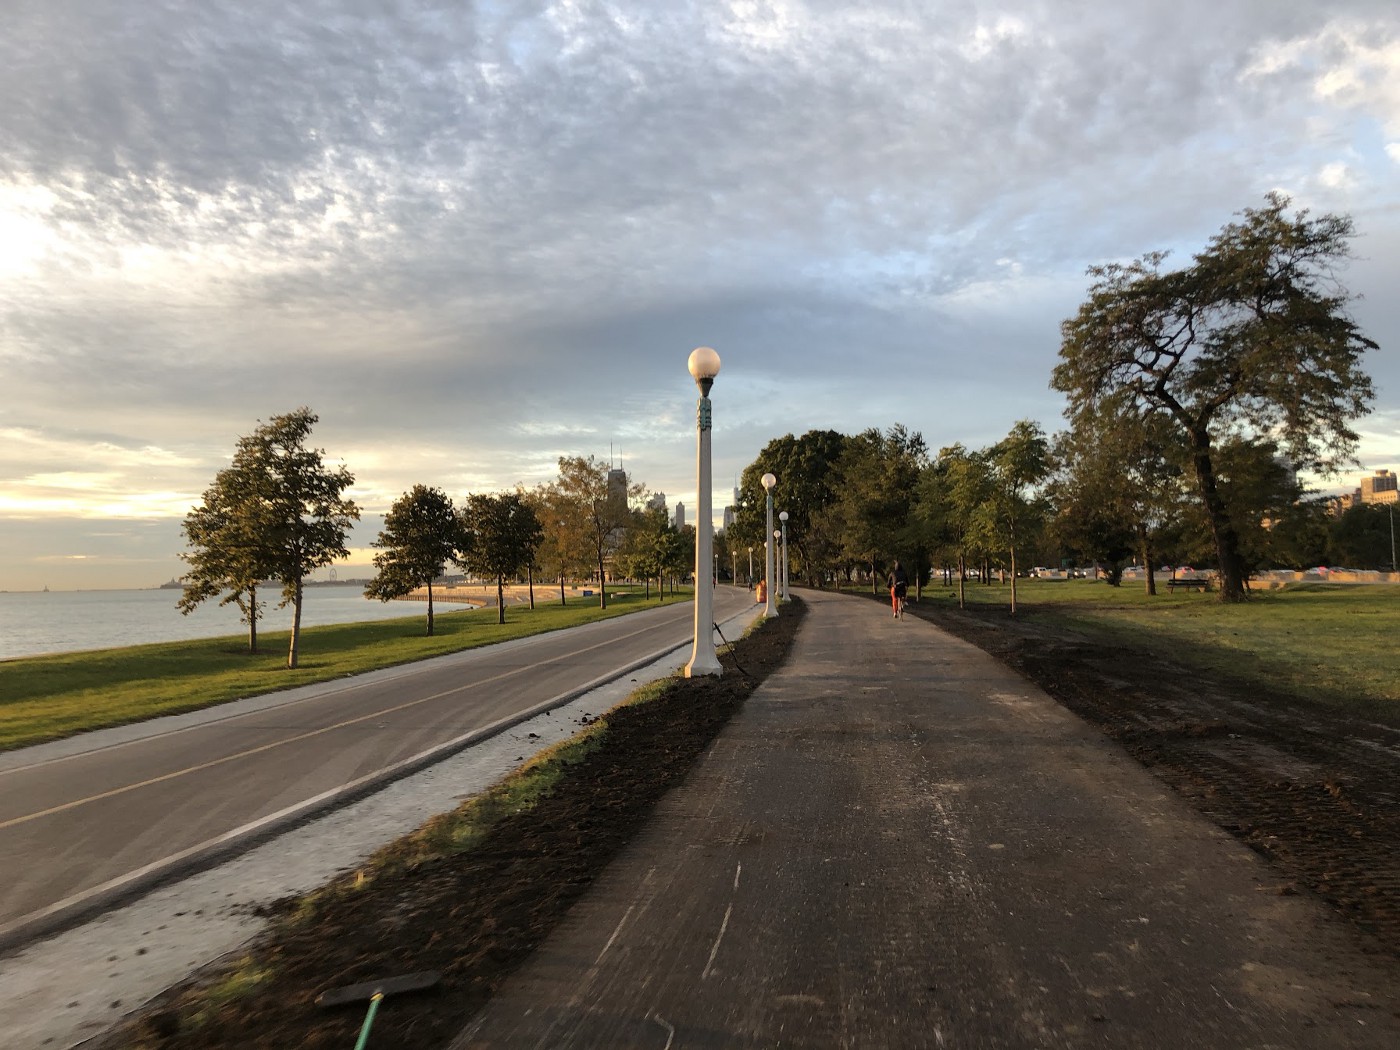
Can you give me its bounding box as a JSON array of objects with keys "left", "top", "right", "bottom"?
[{"left": 3, "top": 1, "right": 1398, "bottom": 591}]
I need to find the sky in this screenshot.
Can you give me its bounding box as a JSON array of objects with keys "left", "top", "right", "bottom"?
[{"left": 2, "top": 0, "right": 1398, "bottom": 591}]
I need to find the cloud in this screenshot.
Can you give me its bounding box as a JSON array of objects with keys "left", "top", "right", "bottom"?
[{"left": 1, "top": 0, "right": 1399, "bottom": 589}]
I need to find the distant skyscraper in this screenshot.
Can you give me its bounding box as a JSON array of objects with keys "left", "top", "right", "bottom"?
[
  {"left": 607, "top": 467, "right": 627, "bottom": 514},
  {"left": 647, "top": 492, "right": 667, "bottom": 512},
  {"left": 674, "top": 502, "right": 685, "bottom": 529},
  {"left": 722, "top": 505, "right": 735, "bottom": 531}
]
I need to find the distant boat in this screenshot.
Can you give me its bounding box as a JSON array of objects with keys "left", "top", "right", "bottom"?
[{"left": 158, "top": 579, "right": 184, "bottom": 590}]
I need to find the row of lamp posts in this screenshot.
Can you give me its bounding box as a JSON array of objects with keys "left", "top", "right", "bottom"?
[{"left": 685, "top": 347, "right": 790, "bottom": 678}]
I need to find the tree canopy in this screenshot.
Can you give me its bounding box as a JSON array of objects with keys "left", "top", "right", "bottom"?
[
  {"left": 459, "top": 492, "right": 543, "bottom": 624},
  {"left": 1054, "top": 194, "right": 1377, "bottom": 600},
  {"left": 365, "top": 485, "right": 461, "bottom": 635},
  {"left": 179, "top": 407, "right": 359, "bottom": 666}
]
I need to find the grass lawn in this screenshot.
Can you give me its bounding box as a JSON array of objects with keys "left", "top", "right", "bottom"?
[
  {"left": 0, "top": 586, "right": 691, "bottom": 752},
  {"left": 913, "top": 577, "right": 1400, "bottom": 717}
]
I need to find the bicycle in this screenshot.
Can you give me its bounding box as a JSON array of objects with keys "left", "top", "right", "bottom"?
[{"left": 891, "top": 583, "right": 907, "bottom": 619}]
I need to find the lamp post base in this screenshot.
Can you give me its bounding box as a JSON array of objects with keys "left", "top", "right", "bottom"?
[{"left": 684, "top": 654, "right": 723, "bottom": 678}]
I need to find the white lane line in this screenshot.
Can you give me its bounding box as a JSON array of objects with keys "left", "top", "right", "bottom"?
[
  {"left": 733, "top": 861, "right": 742, "bottom": 891},
  {"left": 702, "top": 903, "right": 733, "bottom": 980},
  {"left": 594, "top": 903, "right": 636, "bottom": 966}
]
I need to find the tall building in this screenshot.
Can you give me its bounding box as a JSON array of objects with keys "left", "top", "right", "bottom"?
[
  {"left": 607, "top": 467, "right": 628, "bottom": 510},
  {"left": 646, "top": 492, "right": 667, "bottom": 512},
  {"left": 674, "top": 502, "right": 685, "bottom": 529},
  {"left": 1361, "top": 469, "right": 1398, "bottom": 505},
  {"left": 722, "top": 505, "right": 735, "bottom": 531}
]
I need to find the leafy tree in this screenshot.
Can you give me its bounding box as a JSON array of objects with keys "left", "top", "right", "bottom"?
[
  {"left": 1050, "top": 407, "right": 1190, "bottom": 592},
  {"left": 1328, "top": 503, "right": 1396, "bottom": 570},
  {"left": 968, "top": 421, "right": 1051, "bottom": 615},
  {"left": 1054, "top": 194, "right": 1378, "bottom": 601},
  {"left": 616, "top": 506, "right": 673, "bottom": 599},
  {"left": 554, "top": 455, "right": 639, "bottom": 608},
  {"left": 732, "top": 431, "right": 850, "bottom": 586},
  {"left": 922, "top": 444, "right": 991, "bottom": 609},
  {"left": 178, "top": 460, "right": 277, "bottom": 653},
  {"left": 526, "top": 483, "right": 589, "bottom": 606},
  {"left": 459, "top": 492, "right": 543, "bottom": 624},
  {"left": 364, "top": 485, "right": 460, "bottom": 636},
  {"left": 1173, "top": 437, "right": 1325, "bottom": 576},
  {"left": 828, "top": 425, "right": 928, "bottom": 591},
  {"left": 180, "top": 408, "right": 359, "bottom": 668}
]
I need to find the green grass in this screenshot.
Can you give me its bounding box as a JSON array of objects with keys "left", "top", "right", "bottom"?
[
  {"left": 915, "top": 577, "right": 1400, "bottom": 716},
  {"left": 0, "top": 586, "right": 691, "bottom": 752}
]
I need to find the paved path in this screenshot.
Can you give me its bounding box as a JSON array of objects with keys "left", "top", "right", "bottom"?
[
  {"left": 0, "top": 589, "right": 754, "bottom": 949},
  {"left": 454, "top": 589, "right": 1400, "bottom": 1049}
]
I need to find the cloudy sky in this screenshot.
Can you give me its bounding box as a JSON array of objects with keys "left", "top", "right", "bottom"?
[{"left": 2, "top": 0, "right": 1397, "bottom": 591}]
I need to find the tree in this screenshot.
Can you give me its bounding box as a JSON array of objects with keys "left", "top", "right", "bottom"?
[
  {"left": 364, "top": 485, "right": 460, "bottom": 636},
  {"left": 179, "top": 408, "right": 359, "bottom": 667},
  {"left": 178, "top": 460, "right": 277, "bottom": 653},
  {"left": 732, "top": 431, "right": 850, "bottom": 586},
  {"left": 459, "top": 492, "right": 543, "bottom": 624},
  {"left": 554, "top": 455, "right": 639, "bottom": 609},
  {"left": 921, "top": 444, "right": 991, "bottom": 609},
  {"left": 1050, "top": 407, "right": 1190, "bottom": 592},
  {"left": 965, "top": 421, "right": 1051, "bottom": 614},
  {"left": 828, "top": 425, "right": 928, "bottom": 592},
  {"left": 1055, "top": 195, "right": 1377, "bottom": 601},
  {"left": 617, "top": 506, "right": 678, "bottom": 599},
  {"left": 1329, "top": 503, "right": 1396, "bottom": 571}
]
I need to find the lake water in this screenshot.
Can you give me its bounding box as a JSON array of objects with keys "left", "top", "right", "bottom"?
[{"left": 0, "top": 587, "right": 462, "bottom": 660}]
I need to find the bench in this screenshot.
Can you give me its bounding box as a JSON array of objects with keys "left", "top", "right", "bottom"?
[{"left": 1167, "top": 578, "right": 1212, "bottom": 593}]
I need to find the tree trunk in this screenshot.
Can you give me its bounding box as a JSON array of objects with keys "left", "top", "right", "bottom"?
[
  {"left": 1190, "top": 430, "right": 1249, "bottom": 601},
  {"left": 496, "top": 573, "right": 506, "bottom": 624},
  {"left": 1137, "top": 523, "right": 1156, "bottom": 597},
  {"left": 1009, "top": 545, "right": 1018, "bottom": 616},
  {"left": 527, "top": 566, "right": 535, "bottom": 610},
  {"left": 427, "top": 580, "right": 435, "bottom": 636},
  {"left": 597, "top": 554, "right": 607, "bottom": 609},
  {"left": 957, "top": 553, "right": 967, "bottom": 609},
  {"left": 287, "top": 580, "right": 303, "bottom": 669},
  {"left": 247, "top": 583, "right": 259, "bottom": 654}
]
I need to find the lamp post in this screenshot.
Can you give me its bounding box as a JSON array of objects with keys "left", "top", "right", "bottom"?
[
  {"left": 748, "top": 547, "right": 753, "bottom": 587},
  {"left": 685, "top": 347, "right": 722, "bottom": 677},
  {"left": 761, "top": 472, "right": 778, "bottom": 617},
  {"left": 1389, "top": 503, "right": 1396, "bottom": 574},
  {"left": 779, "top": 510, "right": 790, "bottom": 599}
]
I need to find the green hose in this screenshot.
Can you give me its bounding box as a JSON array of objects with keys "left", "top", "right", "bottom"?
[{"left": 353, "top": 992, "right": 384, "bottom": 1050}]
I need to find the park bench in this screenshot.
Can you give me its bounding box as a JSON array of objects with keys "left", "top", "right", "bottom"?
[{"left": 1167, "top": 577, "right": 1212, "bottom": 593}]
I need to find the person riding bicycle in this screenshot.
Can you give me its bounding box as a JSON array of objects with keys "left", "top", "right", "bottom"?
[{"left": 888, "top": 560, "right": 909, "bottom": 618}]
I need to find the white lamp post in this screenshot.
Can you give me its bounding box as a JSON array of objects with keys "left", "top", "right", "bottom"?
[
  {"left": 779, "top": 510, "right": 790, "bottom": 599},
  {"left": 685, "top": 347, "right": 722, "bottom": 677},
  {"left": 761, "top": 472, "right": 778, "bottom": 617}
]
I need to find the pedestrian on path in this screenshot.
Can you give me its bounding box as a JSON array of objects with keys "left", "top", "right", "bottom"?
[{"left": 888, "top": 560, "right": 908, "bottom": 618}]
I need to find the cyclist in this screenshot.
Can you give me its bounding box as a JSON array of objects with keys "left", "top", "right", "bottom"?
[{"left": 888, "top": 560, "right": 909, "bottom": 619}]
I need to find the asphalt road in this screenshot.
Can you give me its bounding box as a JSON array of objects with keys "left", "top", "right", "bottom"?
[
  {"left": 0, "top": 588, "right": 755, "bottom": 947},
  {"left": 453, "top": 589, "right": 1400, "bottom": 1049}
]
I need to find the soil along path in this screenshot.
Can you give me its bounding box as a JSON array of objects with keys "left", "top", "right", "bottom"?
[
  {"left": 453, "top": 589, "right": 1399, "bottom": 1048},
  {"left": 95, "top": 599, "right": 803, "bottom": 1049}
]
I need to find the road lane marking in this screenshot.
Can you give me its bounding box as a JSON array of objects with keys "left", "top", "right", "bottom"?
[
  {"left": 702, "top": 903, "right": 733, "bottom": 980},
  {"left": 0, "top": 608, "right": 713, "bottom": 830}
]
